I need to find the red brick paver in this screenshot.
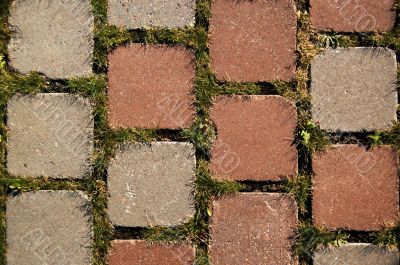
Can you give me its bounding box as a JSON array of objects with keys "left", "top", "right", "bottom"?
[
  {"left": 210, "top": 95, "right": 297, "bottom": 181},
  {"left": 209, "top": 0, "right": 297, "bottom": 82},
  {"left": 313, "top": 145, "right": 399, "bottom": 231},
  {"left": 209, "top": 193, "right": 298, "bottom": 265},
  {"left": 310, "top": 0, "right": 396, "bottom": 32},
  {"left": 107, "top": 44, "right": 195, "bottom": 129},
  {"left": 108, "top": 240, "right": 195, "bottom": 265}
]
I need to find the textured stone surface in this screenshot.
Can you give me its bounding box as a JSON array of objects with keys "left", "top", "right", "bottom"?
[
  {"left": 108, "top": 0, "right": 196, "bottom": 29},
  {"left": 109, "top": 240, "right": 195, "bottom": 265},
  {"left": 209, "top": 0, "right": 297, "bottom": 82},
  {"left": 314, "top": 243, "right": 400, "bottom": 265},
  {"left": 311, "top": 48, "right": 397, "bottom": 132},
  {"left": 210, "top": 95, "right": 297, "bottom": 181},
  {"left": 310, "top": 0, "right": 396, "bottom": 32},
  {"left": 8, "top": 0, "right": 93, "bottom": 79},
  {"left": 108, "top": 142, "right": 196, "bottom": 227},
  {"left": 6, "top": 191, "right": 92, "bottom": 265},
  {"left": 107, "top": 44, "right": 195, "bottom": 129},
  {"left": 313, "top": 145, "right": 399, "bottom": 231},
  {"left": 209, "top": 193, "right": 298, "bottom": 265},
  {"left": 7, "top": 93, "right": 94, "bottom": 179}
]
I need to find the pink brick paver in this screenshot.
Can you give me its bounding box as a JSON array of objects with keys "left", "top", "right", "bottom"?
[
  {"left": 310, "top": 0, "right": 396, "bottom": 32},
  {"left": 210, "top": 95, "right": 297, "bottom": 181},
  {"left": 209, "top": 193, "right": 298, "bottom": 265},
  {"left": 107, "top": 44, "right": 195, "bottom": 129},
  {"left": 209, "top": 0, "right": 297, "bottom": 82},
  {"left": 313, "top": 145, "right": 399, "bottom": 231},
  {"left": 108, "top": 240, "right": 195, "bottom": 265}
]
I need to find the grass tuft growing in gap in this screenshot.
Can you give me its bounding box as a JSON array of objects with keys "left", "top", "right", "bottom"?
[
  {"left": 293, "top": 222, "right": 349, "bottom": 263},
  {"left": 373, "top": 222, "right": 400, "bottom": 250},
  {"left": 285, "top": 174, "right": 312, "bottom": 216}
]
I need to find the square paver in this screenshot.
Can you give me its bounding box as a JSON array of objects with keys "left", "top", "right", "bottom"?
[
  {"left": 107, "top": 142, "right": 196, "bottom": 227},
  {"left": 209, "top": 193, "right": 298, "bottom": 265},
  {"left": 8, "top": 0, "right": 93, "bottom": 79},
  {"left": 7, "top": 93, "right": 94, "bottom": 179},
  {"left": 210, "top": 95, "right": 297, "bottom": 181},
  {"left": 311, "top": 48, "right": 397, "bottom": 132},
  {"left": 108, "top": 0, "right": 196, "bottom": 29},
  {"left": 310, "top": 0, "right": 396, "bottom": 32},
  {"left": 312, "top": 145, "right": 399, "bottom": 231},
  {"left": 209, "top": 0, "right": 297, "bottom": 82},
  {"left": 314, "top": 243, "right": 399, "bottom": 265},
  {"left": 109, "top": 240, "right": 195, "bottom": 265},
  {"left": 6, "top": 191, "right": 92, "bottom": 265},
  {"left": 107, "top": 44, "right": 195, "bottom": 129}
]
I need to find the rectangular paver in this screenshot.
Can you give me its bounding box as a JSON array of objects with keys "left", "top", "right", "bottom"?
[
  {"left": 8, "top": 0, "right": 93, "bottom": 79},
  {"left": 107, "top": 44, "right": 195, "bottom": 129},
  {"left": 314, "top": 243, "right": 399, "bottom": 265},
  {"left": 7, "top": 93, "right": 94, "bottom": 179},
  {"left": 312, "top": 145, "right": 399, "bottom": 231},
  {"left": 108, "top": 0, "right": 196, "bottom": 29},
  {"left": 209, "top": 193, "right": 298, "bottom": 265},
  {"left": 311, "top": 48, "right": 397, "bottom": 132},
  {"left": 210, "top": 95, "right": 297, "bottom": 181},
  {"left": 108, "top": 240, "right": 195, "bottom": 265},
  {"left": 107, "top": 142, "right": 196, "bottom": 227},
  {"left": 209, "top": 0, "right": 297, "bottom": 82},
  {"left": 310, "top": 0, "right": 396, "bottom": 32},
  {"left": 6, "top": 191, "right": 92, "bottom": 265}
]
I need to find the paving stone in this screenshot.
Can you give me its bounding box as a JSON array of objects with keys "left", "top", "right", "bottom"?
[
  {"left": 108, "top": 0, "right": 196, "bottom": 29},
  {"left": 108, "top": 142, "right": 196, "bottom": 227},
  {"left": 314, "top": 243, "right": 400, "bottom": 265},
  {"left": 6, "top": 190, "right": 92, "bottom": 265},
  {"left": 209, "top": 193, "right": 298, "bottom": 265},
  {"left": 8, "top": 0, "right": 93, "bottom": 79},
  {"left": 311, "top": 47, "right": 397, "bottom": 132},
  {"left": 210, "top": 95, "right": 297, "bottom": 181},
  {"left": 7, "top": 93, "right": 94, "bottom": 179},
  {"left": 310, "top": 0, "right": 396, "bottom": 32},
  {"left": 313, "top": 145, "right": 399, "bottom": 231},
  {"left": 209, "top": 0, "right": 297, "bottom": 82},
  {"left": 107, "top": 44, "right": 195, "bottom": 129},
  {"left": 109, "top": 240, "right": 195, "bottom": 265}
]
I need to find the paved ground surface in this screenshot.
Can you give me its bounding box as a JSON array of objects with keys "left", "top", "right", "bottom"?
[{"left": 1, "top": 0, "right": 399, "bottom": 265}]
